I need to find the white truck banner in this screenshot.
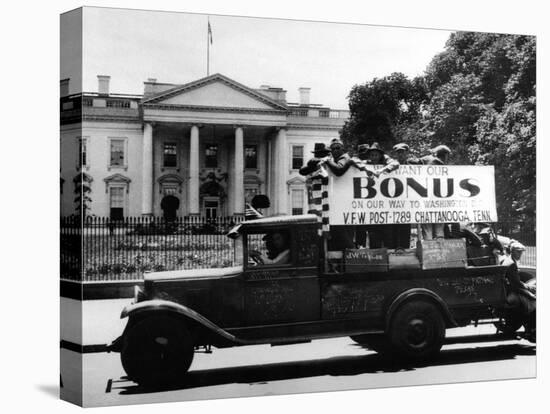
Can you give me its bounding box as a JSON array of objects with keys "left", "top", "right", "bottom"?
[{"left": 328, "top": 165, "right": 497, "bottom": 225}]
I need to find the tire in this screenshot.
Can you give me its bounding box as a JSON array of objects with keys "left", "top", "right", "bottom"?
[
  {"left": 121, "top": 315, "right": 195, "bottom": 386},
  {"left": 389, "top": 300, "right": 445, "bottom": 361},
  {"left": 350, "top": 334, "right": 391, "bottom": 355}
]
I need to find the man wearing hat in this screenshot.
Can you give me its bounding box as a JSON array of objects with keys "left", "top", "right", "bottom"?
[
  {"left": 393, "top": 143, "right": 421, "bottom": 165},
  {"left": 421, "top": 144, "right": 451, "bottom": 165},
  {"left": 298, "top": 143, "right": 332, "bottom": 216},
  {"left": 358, "top": 142, "right": 399, "bottom": 177},
  {"left": 299, "top": 143, "right": 331, "bottom": 176},
  {"left": 249, "top": 231, "right": 290, "bottom": 265},
  {"left": 321, "top": 139, "right": 355, "bottom": 251},
  {"left": 353, "top": 143, "right": 399, "bottom": 248},
  {"left": 383, "top": 143, "right": 420, "bottom": 248},
  {"left": 324, "top": 138, "right": 354, "bottom": 176},
  {"left": 498, "top": 239, "right": 536, "bottom": 320},
  {"left": 421, "top": 144, "right": 452, "bottom": 239}
]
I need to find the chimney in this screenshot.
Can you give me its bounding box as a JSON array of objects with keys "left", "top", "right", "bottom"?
[
  {"left": 143, "top": 78, "right": 157, "bottom": 97},
  {"left": 299, "top": 87, "right": 311, "bottom": 106},
  {"left": 97, "top": 75, "right": 111, "bottom": 95},
  {"left": 60, "top": 78, "right": 70, "bottom": 97}
]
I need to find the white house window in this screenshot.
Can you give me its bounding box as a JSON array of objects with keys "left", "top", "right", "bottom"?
[
  {"left": 205, "top": 144, "right": 218, "bottom": 168},
  {"left": 78, "top": 137, "right": 88, "bottom": 169},
  {"left": 104, "top": 173, "right": 131, "bottom": 219},
  {"left": 291, "top": 145, "right": 304, "bottom": 170},
  {"left": 109, "top": 138, "right": 126, "bottom": 168},
  {"left": 291, "top": 188, "right": 304, "bottom": 215},
  {"left": 109, "top": 186, "right": 125, "bottom": 220},
  {"left": 163, "top": 142, "right": 177, "bottom": 168},
  {"left": 245, "top": 145, "right": 257, "bottom": 169},
  {"left": 204, "top": 197, "right": 219, "bottom": 219}
]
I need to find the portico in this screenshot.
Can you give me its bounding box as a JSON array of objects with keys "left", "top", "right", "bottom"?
[{"left": 140, "top": 74, "right": 290, "bottom": 217}]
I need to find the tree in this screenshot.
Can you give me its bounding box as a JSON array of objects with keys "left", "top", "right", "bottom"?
[
  {"left": 341, "top": 72, "right": 426, "bottom": 151},
  {"left": 74, "top": 172, "right": 93, "bottom": 219},
  {"left": 340, "top": 32, "right": 536, "bottom": 223},
  {"left": 412, "top": 32, "right": 535, "bottom": 221}
]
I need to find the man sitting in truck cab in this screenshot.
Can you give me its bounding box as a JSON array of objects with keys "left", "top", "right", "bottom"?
[{"left": 249, "top": 231, "right": 290, "bottom": 266}]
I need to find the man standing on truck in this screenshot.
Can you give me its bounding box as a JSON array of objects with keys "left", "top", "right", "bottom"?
[
  {"left": 299, "top": 143, "right": 331, "bottom": 176},
  {"left": 359, "top": 142, "right": 399, "bottom": 176},
  {"left": 421, "top": 145, "right": 452, "bottom": 239},
  {"left": 421, "top": 144, "right": 451, "bottom": 166},
  {"left": 390, "top": 143, "right": 421, "bottom": 248},
  {"left": 356, "top": 143, "right": 399, "bottom": 248},
  {"left": 498, "top": 240, "right": 536, "bottom": 340},
  {"left": 324, "top": 138, "right": 353, "bottom": 176},
  {"left": 322, "top": 138, "right": 355, "bottom": 251},
  {"left": 393, "top": 142, "right": 421, "bottom": 165},
  {"left": 299, "top": 143, "right": 332, "bottom": 215}
]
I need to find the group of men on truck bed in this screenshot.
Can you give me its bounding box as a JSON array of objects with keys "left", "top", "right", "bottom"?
[{"left": 298, "top": 138, "right": 453, "bottom": 250}]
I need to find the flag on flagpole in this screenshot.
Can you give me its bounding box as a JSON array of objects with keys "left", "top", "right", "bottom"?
[{"left": 208, "top": 20, "right": 213, "bottom": 45}]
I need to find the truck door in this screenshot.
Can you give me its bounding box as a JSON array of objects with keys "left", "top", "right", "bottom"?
[{"left": 243, "top": 225, "right": 321, "bottom": 325}]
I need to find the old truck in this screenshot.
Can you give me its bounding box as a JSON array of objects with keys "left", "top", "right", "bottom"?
[{"left": 109, "top": 166, "right": 535, "bottom": 386}]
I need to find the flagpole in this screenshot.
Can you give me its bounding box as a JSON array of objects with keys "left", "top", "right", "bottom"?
[{"left": 207, "top": 17, "right": 210, "bottom": 76}]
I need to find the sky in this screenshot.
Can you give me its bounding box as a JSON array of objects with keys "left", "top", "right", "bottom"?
[{"left": 62, "top": 7, "right": 452, "bottom": 109}]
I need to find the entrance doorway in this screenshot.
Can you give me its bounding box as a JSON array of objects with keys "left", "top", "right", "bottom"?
[{"left": 161, "top": 195, "right": 180, "bottom": 221}]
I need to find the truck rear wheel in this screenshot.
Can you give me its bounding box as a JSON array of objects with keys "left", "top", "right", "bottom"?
[
  {"left": 121, "top": 315, "right": 194, "bottom": 386},
  {"left": 389, "top": 300, "right": 445, "bottom": 361}
]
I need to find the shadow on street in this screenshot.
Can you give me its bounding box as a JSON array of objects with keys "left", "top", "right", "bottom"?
[{"left": 115, "top": 342, "right": 535, "bottom": 395}]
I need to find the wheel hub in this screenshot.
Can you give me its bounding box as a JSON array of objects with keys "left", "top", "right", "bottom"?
[
  {"left": 407, "top": 318, "right": 429, "bottom": 347},
  {"left": 155, "top": 336, "right": 169, "bottom": 345}
]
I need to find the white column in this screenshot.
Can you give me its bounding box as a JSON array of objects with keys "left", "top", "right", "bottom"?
[
  {"left": 234, "top": 126, "right": 245, "bottom": 215},
  {"left": 274, "top": 128, "right": 288, "bottom": 215},
  {"left": 188, "top": 125, "right": 200, "bottom": 215},
  {"left": 141, "top": 122, "right": 153, "bottom": 215}
]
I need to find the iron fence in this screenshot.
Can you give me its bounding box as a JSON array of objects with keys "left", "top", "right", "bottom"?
[
  {"left": 61, "top": 216, "right": 245, "bottom": 281},
  {"left": 60, "top": 217, "right": 536, "bottom": 281}
]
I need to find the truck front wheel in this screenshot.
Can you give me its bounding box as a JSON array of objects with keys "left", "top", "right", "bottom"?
[
  {"left": 121, "top": 315, "right": 195, "bottom": 386},
  {"left": 389, "top": 300, "right": 445, "bottom": 361}
]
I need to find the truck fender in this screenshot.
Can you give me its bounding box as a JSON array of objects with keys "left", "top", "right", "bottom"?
[
  {"left": 385, "top": 288, "right": 458, "bottom": 330},
  {"left": 121, "top": 299, "right": 242, "bottom": 344}
]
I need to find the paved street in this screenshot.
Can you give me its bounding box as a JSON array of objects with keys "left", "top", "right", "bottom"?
[
  {"left": 70, "top": 332, "right": 537, "bottom": 406},
  {"left": 59, "top": 298, "right": 536, "bottom": 407}
]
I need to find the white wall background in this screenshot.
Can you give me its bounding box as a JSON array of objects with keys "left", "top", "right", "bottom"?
[{"left": 2, "top": 1, "right": 547, "bottom": 413}]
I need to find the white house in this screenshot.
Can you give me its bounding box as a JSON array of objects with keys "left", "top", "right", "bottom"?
[{"left": 60, "top": 73, "right": 349, "bottom": 218}]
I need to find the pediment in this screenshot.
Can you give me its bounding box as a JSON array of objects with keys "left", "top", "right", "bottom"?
[
  {"left": 287, "top": 176, "right": 306, "bottom": 185},
  {"left": 143, "top": 74, "right": 287, "bottom": 112},
  {"left": 104, "top": 173, "right": 131, "bottom": 184},
  {"left": 158, "top": 173, "right": 184, "bottom": 184}
]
